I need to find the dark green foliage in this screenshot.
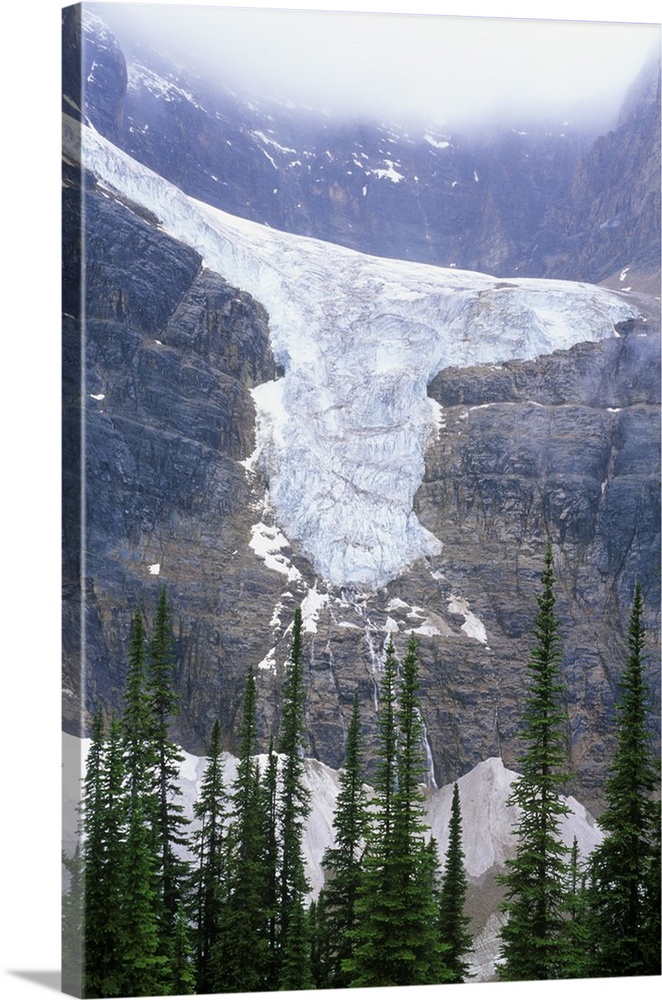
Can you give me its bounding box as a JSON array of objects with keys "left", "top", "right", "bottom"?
[
  {"left": 583, "top": 581, "right": 661, "bottom": 977},
  {"left": 309, "top": 893, "right": 333, "bottom": 989},
  {"left": 70, "top": 577, "right": 661, "bottom": 994},
  {"left": 375, "top": 637, "right": 399, "bottom": 848},
  {"left": 148, "top": 587, "right": 191, "bottom": 939},
  {"left": 317, "top": 692, "right": 370, "bottom": 988},
  {"left": 169, "top": 907, "right": 196, "bottom": 996},
  {"left": 344, "top": 639, "right": 398, "bottom": 987},
  {"left": 191, "top": 719, "right": 228, "bottom": 993},
  {"left": 262, "top": 735, "right": 281, "bottom": 990},
  {"left": 279, "top": 895, "right": 316, "bottom": 992},
  {"left": 123, "top": 607, "right": 156, "bottom": 811},
  {"left": 438, "top": 783, "right": 472, "bottom": 982},
  {"left": 82, "top": 710, "right": 128, "bottom": 998},
  {"left": 212, "top": 668, "right": 271, "bottom": 993},
  {"left": 498, "top": 544, "right": 573, "bottom": 981},
  {"left": 119, "top": 796, "right": 168, "bottom": 998},
  {"left": 348, "top": 637, "right": 446, "bottom": 987},
  {"left": 556, "top": 837, "right": 592, "bottom": 979},
  {"left": 276, "top": 607, "right": 312, "bottom": 984}
]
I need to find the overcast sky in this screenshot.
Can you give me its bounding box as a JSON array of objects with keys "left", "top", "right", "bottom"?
[{"left": 91, "top": 0, "right": 660, "bottom": 129}]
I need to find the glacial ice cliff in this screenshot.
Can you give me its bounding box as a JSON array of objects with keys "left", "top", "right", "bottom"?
[{"left": 64, "top": 114, "right": 639, "bottom": 590}]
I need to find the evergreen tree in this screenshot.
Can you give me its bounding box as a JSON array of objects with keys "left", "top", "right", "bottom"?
[
  {"left": 388, "top": 636, "right": 447, "bottom": 984},
  {"left": 262, "top": 734, "right": 281, "bottom": 990},
  {"left": 344, "top": 638, "right": 399, "bottom": 987},
  {"left": 192, "top": 719, "right": 228, "bottom": 994},
  {"left": 497, "top": 543, "right": 573, "bottom": 981},
  {"left": 375, "top": 637, "right": 399, "bottom": 850},
  {"left": 279, "top": 895, "right": 316, "bottom": 992},
  {"left": 169, "top": 907, "right": 196, "bottom": 996},
  {"left": 277, "top": 607, "right": 313, "bottom": 987},
  {"left": 584, "top": 580, "right": 661, "bottom": 977},
  {"left": 309, "top": 893, "right": 333, "bottom": 989},
  {"left": 318, "top": 691, "right": 370, "bottom": 988},
  {"left": 81, "top": 708, "right": 107, "bottom": 997},
  {"left": 123, "top": 607, "right": 156, "bottom": 811},
  {"left": 557, "top": 837, "right": 592, "bottom": 979},
  {"left": 438, "top": 782, "right": 473, "bottom": 982},
  {"left": 212, "top": 667, "right": 270, "bottom": 993},
  {"left": 119, "top": 796, "right": 168, "bottom": 998},
  {"left": 349, "top": 637, "right": 444, "bottom": 987},
  {"left": 147, "top": 587, "right": 191, "bottom": 940},
  {"left": 81, "top": 710, "right": 127, "bottom": 998}
]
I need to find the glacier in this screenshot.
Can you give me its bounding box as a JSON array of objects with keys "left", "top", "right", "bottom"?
[{"left": 64, "top": 114, "right": 640, "bottom": 590}]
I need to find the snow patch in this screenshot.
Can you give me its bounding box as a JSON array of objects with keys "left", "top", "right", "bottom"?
[
  {"left": 448, "top": 594, "right": 488, "bottom": 644},
  {"left": 424, "top": 132, "right": 451, "bottom": 149},
  {"left": 249, "top": 520, "right": 302, "bottom": 583},
  {"left": 301, "top": 584, "right": 328, "bottom": 634},
  {"left": 63, "top": 734, "right": 602, "bottom": 982},
  {"left": 257, "top": 647, "right": 277, "bottom": 673},
  {"left": 386, "top": 598, "right": 410, "bottom": 612},
  {"left": 371, "top": 160, "right": 405, "bottom": 183},
  {"left": 148, "top": 563, "right": 160, "bottom": 576},
  {"left": 410, "top": 621, "right": 442, "bottom": 636}
]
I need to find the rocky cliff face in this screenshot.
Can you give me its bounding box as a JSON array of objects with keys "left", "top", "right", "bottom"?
[
  {"left": 62, "top": 9, "right": 660, "bottom": 814},
  {"left": 62, "top": 158, "right": 284, "bottom": 746}
]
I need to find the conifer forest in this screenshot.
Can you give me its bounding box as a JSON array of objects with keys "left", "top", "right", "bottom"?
[{"left": 62, "top": 551, "right": 661, "bottom": 997}]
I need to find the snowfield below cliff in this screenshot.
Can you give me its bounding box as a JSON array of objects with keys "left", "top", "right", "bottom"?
[
  {"left": 64, "top": 115, "right": 639, "bottom": 591},
  {"left": 63, "top": 733, "right": 602, "bottom": 981}
]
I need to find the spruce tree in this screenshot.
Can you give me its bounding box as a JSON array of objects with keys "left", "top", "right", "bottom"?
[
  {"left": 147, "top": 587, "right": 191, "bottom": 941},
  {"left": 262, "top": 734, "right": 281, "bottom": 990},
  {"left": 309, "top": 893, "right": 333, "bottom": 989},
  {"left": 170, "top": 907, "right": 196, "bottom": 996},
  {"left": 119, "top": 795, "right": 168, "bottom": 998},
  {"left": 276, "top": 607, "right": 313, "bottom": 987},
  {"left": 81, "top": 710, "right": 127, "bottom": 998},
  {"left": 345, "top": 638, "right": 399, "bottom": 987},
  {"left": 584, "top": 580, "right": 661, "bottom": 977},
  {"left": 279, "top": 895, "right": 316, "bottom": 992},
  {"left": 81, "top": 708, "right": 107, "bottom": 997},
  {"left": 318, "top": 691, "right": 370, "bottom": 988},
  {"left": 438, "top": 782, "right": 473, "bottom": 982},
  {"left": 557, "top": 837, "right": 592, "bottom": 979},
  {"left": 123, "top": 607, "right": 156, "bottom": 811},
  {"left": 349, "top": 637, "right": 444, "bottom": 987},
  {"left": 497, "top": 543, "right": 573, "bottom": 981},
  {"left": 118, "top": 604, "right": 171, "bottom": 996},
  {"left": 388, "top": 636, "right": 447, "bottom": 984},
  {"left": 192, "top": 719, "right": 228, "bottom": 994},
  {"left": 212, "top": 667, "right": 270, "bottom": 993}
]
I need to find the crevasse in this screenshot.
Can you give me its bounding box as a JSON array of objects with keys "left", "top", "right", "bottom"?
[{"left": 66, "top": 115, "right": 639, "bottom": 590}]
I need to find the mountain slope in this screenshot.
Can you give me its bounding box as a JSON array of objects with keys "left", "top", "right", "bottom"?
[
  {"left": 66, "top": 7, "right": 660, "bottom": 289},
  {"left": 62, "top": 106, "right": 659, "bottom": 812}
]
